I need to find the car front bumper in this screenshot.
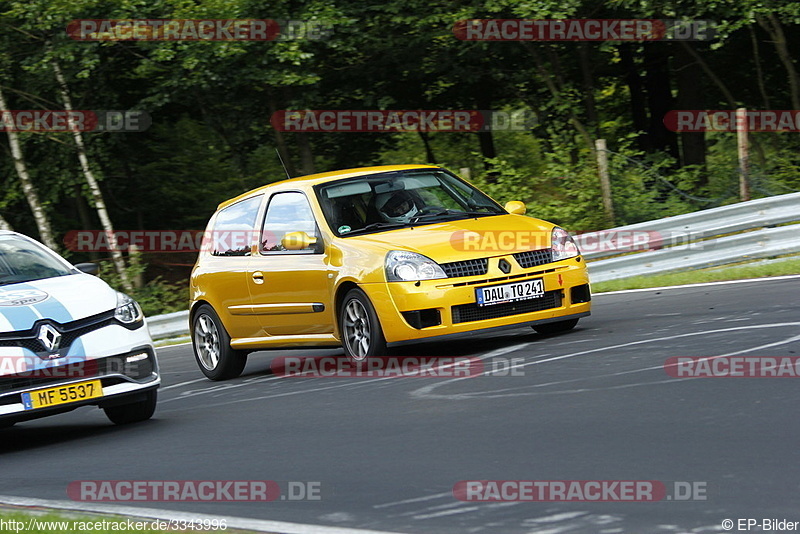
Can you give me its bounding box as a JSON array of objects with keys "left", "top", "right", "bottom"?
[
  {"left": 0, "top": 322, "right": 160, "bottom": 423},
  {"left": 363, "top": 256, "right": 591, "bottom": 344}
]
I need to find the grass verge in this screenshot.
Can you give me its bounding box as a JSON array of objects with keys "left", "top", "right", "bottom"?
[{"left": 591, "top": 256, "right": 800, "bottom": 293}]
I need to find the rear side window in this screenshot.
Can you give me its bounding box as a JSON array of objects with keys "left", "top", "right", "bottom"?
[{"left": 209, "top": 195, "right": 263, "bottom": 256}]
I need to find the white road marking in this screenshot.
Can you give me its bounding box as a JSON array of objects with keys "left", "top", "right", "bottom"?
[
  {"left": 410, "top": 322, "right": 800, "bottom": 400},
  {"left": 158, "top": 378, "right": 208, "bottom": 391},
  {"left": 373, "top": 492, "right": 451, "bottom": 509}
]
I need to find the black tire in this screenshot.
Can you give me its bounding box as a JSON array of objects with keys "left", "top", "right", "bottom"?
[
  {"left": 192, "top": 304, "right": 248, "bottom": 380},
  {"left": 104, "top": 389, "right": 157, "bottom": 425},
  {"left": 533, "top": 318, "right": 579, "bottom": 335},
  {"left": 339, "top": 288, "right": 386, "bottom": 364}
]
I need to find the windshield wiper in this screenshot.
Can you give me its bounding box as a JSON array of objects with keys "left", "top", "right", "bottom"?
[
  {"left": 342, "top": 222, "right": 410, "bottom": 236},
  {"left": 410, "top": 209, "right": 497, "bottom": 223}
]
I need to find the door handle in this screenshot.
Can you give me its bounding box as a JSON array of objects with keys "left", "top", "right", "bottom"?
[{"left": 252, "top": 271, "right": 264, "bottom": 284}]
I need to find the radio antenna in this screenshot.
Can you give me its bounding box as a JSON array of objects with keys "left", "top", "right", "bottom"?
[{"left": 276, "top": 148, "right": 292, "bottom": 180}]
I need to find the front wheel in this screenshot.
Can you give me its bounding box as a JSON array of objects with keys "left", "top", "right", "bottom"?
[
  {"left": 104, "top": 389, "right": 157, "bottom": 425},
  {"left": 532, "top": 318, "right": 579, "bottom": 335},
  {"left": 340, "top": 288, "right": 386, "bottom": 363},
  {"left": 192, "top": 304, "right": 248, "bottom": 380}
]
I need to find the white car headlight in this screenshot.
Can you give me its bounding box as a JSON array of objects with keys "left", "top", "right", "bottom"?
[
  {"left": 551, "top": 227, "right": 580, "bottom": 261},
  {"left": 385, "top": 251, "right": 447, "bottom": 282},
  {"left": 115, "top": 292, "right": 144, "bottom": 325}
]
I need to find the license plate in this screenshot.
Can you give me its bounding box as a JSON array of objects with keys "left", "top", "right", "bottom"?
[
  {"left": 476, "top": 278, "right": 545, "bottom": 306},
  {"left": 21, "top": 380, "right": 103, "bottom": 410}
]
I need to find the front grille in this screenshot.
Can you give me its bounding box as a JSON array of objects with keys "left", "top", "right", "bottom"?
[
  {"left": 0, "top": 348, "right": 155, "bottom": 396},
  {"left": 451, "top": 290, "right": 561, "bottom": 324},
  {"left": 441, "top": 258, "right": 488, "bottom": 278},
  {"left": 0, "top": 311, "right": 115, "bottom": 357},
  {"left": 513, "top": 248, "right": 553, "bottom": 269}
]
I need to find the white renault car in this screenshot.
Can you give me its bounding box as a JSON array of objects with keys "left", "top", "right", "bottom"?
[{"left": 0, "top": 231, "right": 159, "bottom": 428}]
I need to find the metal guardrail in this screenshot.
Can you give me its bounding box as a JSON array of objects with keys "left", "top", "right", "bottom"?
[
  {"left": 587, "top": 225, "right": 800, "bottom": 283},
  {"left": 145, "top": 192, "right": 800, "bottom": 340},
  {"left": 147, "top": 310, "right": 189, "bottom": 341},
  {"left": 575, "top": 191, "right": 800, "bottom": 261}
]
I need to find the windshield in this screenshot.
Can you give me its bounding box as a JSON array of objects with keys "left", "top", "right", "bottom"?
[
  {"left": 0, "top": 235, "right": 75, "bottom": 285},
  {"left": 315, "top": 169, "right": 505, "bottom": 237}
]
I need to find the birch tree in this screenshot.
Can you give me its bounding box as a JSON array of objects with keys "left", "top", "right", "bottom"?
[
  {"left": 0, "top": 84, "right": 57, "bottom": 249},
  {"left": 50, "top": 56, "right": 132, "bottom": 292}
]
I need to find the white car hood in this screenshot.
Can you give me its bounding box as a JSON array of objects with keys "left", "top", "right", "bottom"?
[{"left": 0, "top": 274, "right": 117, "bottom": 333}]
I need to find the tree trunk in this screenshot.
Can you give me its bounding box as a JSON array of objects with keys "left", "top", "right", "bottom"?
[
  {"left": 578, "top": 43, "right": 599, "bottom": 137},
  {"left": 267, "top": 93, "right": 297, "bottom": 178},
  {"left": 51, "top": 57, "right": 132, "bottom": 292},
  {"left": 749, "top": 25, "right": 771, "bottom": 109},
  {"left": 643, "top": 44, "right": 679, "bottom": 160},
  {"left": 757, "top": 14, "right": 800, "bottom": 110},
  {"left": 0, "top": 86, "right": 57, "bottom": 249},
  {"left": 0, "top": 214, "right": 12, "bottom": 231},
  {"left": 673, "top": 43, "right": 707, "bottom": 181},
  {"left": 679, "top": 42, "right": 767, "bottom": 168},
  {"left": 522, "top": 42, "right": 594, "bottom": 151},
  {"left": 619, "top": 44, "right": 650, "bottom": 152},
  {"left": 296, "top": 132, "right": 316, "bottom": 175},
  {"left": 417, "top": 131, "right": 437, "bottom": 164},
  {"left": 476, "top": 76, "right": 498, "bottom": 181}
]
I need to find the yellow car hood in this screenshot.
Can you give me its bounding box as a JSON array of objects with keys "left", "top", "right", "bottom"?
[{"left": 342, "top": 214, "right": 557, "bottom": 263}]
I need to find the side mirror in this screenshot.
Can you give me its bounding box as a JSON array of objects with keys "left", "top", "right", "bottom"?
[
  {"left": 282, "top": 231, "right": 317, "bottom": 251},
  {"left": 504, "top": 201, "right": 527, "bottom": 215},
  {"left": 75, "top": 262, "right": 99, "bottom": 275}
]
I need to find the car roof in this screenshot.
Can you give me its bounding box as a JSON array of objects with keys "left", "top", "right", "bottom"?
[{"left": 216, "top": 164, "right": 441, "bottom": 210}]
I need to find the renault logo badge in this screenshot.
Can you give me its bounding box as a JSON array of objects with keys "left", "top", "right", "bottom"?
[{"left": 37, "top": 324, "right": 62, "bottom": 352}]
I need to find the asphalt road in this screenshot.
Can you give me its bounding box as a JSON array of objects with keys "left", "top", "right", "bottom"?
[{"left": 2, "top": 277, "right": 800, "bottom": 534}]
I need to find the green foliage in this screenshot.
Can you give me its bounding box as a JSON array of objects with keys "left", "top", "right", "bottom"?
[
  {"left": 1, "top": 0, "right": 799, "bottom": 310},
  {"left": 97, "top": 259, "right": 186, "bottom": 316}
]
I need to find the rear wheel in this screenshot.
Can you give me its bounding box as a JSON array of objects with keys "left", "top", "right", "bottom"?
[
  {"left": 104, "top": 389, "right": 157, "bottom": 425},
  {"left": 192, "top": 304, "right": 248, "bottom": 380},
  {"left": 340, "top": 288, "right": 386, "bottom": 364},
  {"left": 533, "top": 318, "right": 579, "bottom": 335}
]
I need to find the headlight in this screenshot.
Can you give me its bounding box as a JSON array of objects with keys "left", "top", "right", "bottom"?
[
  {"left": 551, "top": 227, "right": 580, "bottom": 261},
  {"left": 115, "top": 292, "right": 144, "bottom": 325},
  {"left": 385, "top": 251, "right": 447, "bottom": 282}
]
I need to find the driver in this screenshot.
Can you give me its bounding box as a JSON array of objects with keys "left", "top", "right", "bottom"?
[{"left": 376, "top": 190, "right": 422, "bottom": 222}]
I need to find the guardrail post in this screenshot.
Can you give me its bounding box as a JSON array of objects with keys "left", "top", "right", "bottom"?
[
  {"left": 736, "top": 108, "right": 750, "bottom": 202},
  {"left": 594, "top": 139, "right": 615, "bottom": 226}
]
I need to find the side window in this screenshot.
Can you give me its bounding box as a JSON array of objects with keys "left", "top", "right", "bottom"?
[
  {"left": 209, "top": 195, "right": 263, "bottom": 257},
  {"left": 261, "top": 192, "right": 320, "bottom": 253}
]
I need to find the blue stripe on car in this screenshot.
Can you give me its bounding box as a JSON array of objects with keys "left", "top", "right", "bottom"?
[
  {"left": 66, "top": 336, "right": 86, "bottom": 361},
  {"left": 0, "top": 301, "right": 40, "bottom": 331},
  {"left": 16, "top": 282, "right": 75, "bottom": 325}
]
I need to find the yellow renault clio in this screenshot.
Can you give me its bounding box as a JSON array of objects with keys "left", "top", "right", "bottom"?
[{"left": 190, "top": 165, "right": 591, "bottom": 379}]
